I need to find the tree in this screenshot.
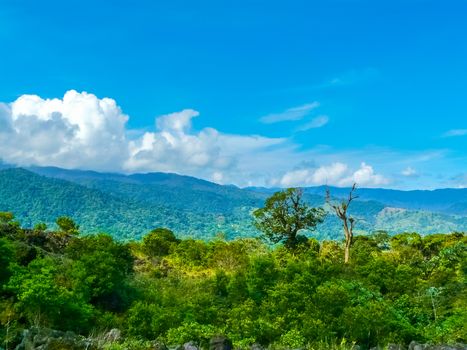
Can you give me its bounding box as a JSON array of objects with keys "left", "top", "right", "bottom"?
[
  {"left": 34, "top": 222, "right": 47, "bottom": 231},
  {"left": 0, "top": 238, "right": 14, "bottom": 285},
  {"left": 253, "top": 188, "right": 325, "bottom": 249},
  {"left": 66, "top": 234, "right": 134, "bottom": 311},
  {"left": 56, "top": 216, "right": 79, "bottom": 235},
  {"left": 142, "top": 228, "right": 178, "bottom": 257},
  {"left": 6, "top": 257, "right": 93, "bottom": 331},
  {"left": 0, "top": 212, "right": 14, "bottom": 224},
  {"left": 326, "top": 183, "right": 358, "bottom": 264}
]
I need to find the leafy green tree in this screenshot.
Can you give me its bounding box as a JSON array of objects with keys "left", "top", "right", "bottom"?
[
  {"left": 246, "top": 256, "right": 278, "bottom": 302},
  {"left": 33, "top": 222, "right": 47, "bottom": 231},
  {"left": 142, "top": 227, "right": 178, "bottom": 257},
  {"left": 0, "top": 238, "right": 14, "bottom": 285},
  {"left": 7, "top": 257, "right": 93, "bottom": 331},
  {"left": 253, "top": 188, "right": 325, "bottom": 249},
  {"left": 0, "top": 212, "right": 14, "bottom": 224},
  {"left": 66, "top": 234, "right": 134, "bottom": 311},
  {"left": 56, "top": 216, "right": 79, "bottom": 235}
]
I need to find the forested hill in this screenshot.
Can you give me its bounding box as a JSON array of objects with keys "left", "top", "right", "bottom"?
[
  {"left": 28, "top": 165, "right": 265, "bottom": 214},
  {"left": 0, "top": 168, "right": 259, "bottom": 240},
  {"left": 303, "top": 186, "right": 467, "bottom": 215},
  {"left": 0, "top": 166, "right": 466, "bottom": 240},
  {"left": 246, "top": 186, "right": 467, "bottom": 215}
]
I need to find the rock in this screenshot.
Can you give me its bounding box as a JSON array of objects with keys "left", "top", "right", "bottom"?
[
  {"left": 183, "top": 341, "right": 199, "bottom": 350},
  {"left": 209, "top": 336, "right": 233, "bottom": 350},
  {"left": 103, "top": 328, "right": 121, "bottom": 343},
  {"left": 14, "top": 327, "right": 96, "bottom": 350},
  {"left": 250, "top": 343, "right": 264, "bottom": 350},
  {"left": 408, "top": 343, "right": 467, "bottom": 350},
  {"left": 152, "top": 341, "right": 169, "bottom": 350},
  {"left": 388, "top": 344, "right": 407, "bottom": 350},
  {"left": 409, "top": 341, "right": 423, "bottom": 350}
]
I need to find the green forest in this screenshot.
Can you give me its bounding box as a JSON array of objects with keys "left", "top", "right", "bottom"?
[
  {"left": 0, "top": 188, "right": 465, "bottom": 350},
  {"left": 1, "top": 168, "right": 467, "bottom": 242}
]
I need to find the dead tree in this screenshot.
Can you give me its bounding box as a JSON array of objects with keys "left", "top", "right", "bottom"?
[{"left": 326, "top": 183, "right": 358, "bottom": 264}]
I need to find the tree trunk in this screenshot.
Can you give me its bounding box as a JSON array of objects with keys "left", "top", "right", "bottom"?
[
  {"left": 344, "top": 237, "right": 351, "bottom": 264},
  {"left": 343, "top": 223, "right": 352, "bottom": 264}
]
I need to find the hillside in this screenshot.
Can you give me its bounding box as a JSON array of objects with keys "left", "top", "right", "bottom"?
[
  {"left": 302, "top": 186, "right": 467, "bottom": 215},
  {"left": 0, "top": 167, "right": 466, "bottom": 240},
  {"left": 0, "top": 168, "right": 258, "bottom": 240},
  {"left": 29, "top": 166, "right": 265, "bottom": 214}
]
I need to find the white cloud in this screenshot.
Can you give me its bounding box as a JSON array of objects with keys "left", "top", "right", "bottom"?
[
  {"left": 296, "top": 115, "right": 329, "bottom": 131},
  {"left": 277, "top": 162, "right": 348, "bottom": 187},
  {"left": 401, "top": 166, "right": 417, "bottom": 177},
  {"left": 275, "top": 162, "right": 389, "bottom": 188},
  {"left": 0, "top": 90, "right": 285, "bottom": 181},
  {"left": 125, "top": 109, "right": 284, "bottom": 177},
  {"left": 346, "top": 162, "right": 389, "bottom": 187},
  {"left": 442, "top": 129, "right": 467, "bottom": 137},
  {"left": 0, "top": 90, "right": 129, "bottom": 171},
  {"left": 260, "top": 102, "right": 319, "bottom": 124},
  {"left": 211, "top": 171, "right": 224, "bottom": 183},
  {"left": 2, "top": 90, "right": 443, "bottom": 189}
]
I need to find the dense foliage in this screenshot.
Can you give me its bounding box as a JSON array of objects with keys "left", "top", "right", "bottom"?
[
  {"left": 0, "top": 214, "right": 465, "bottom": 349},
  {"left": 253, "top": 188, "right": 325, "bottom": 248},
  {"left": 1, "top": 168, "right": 466, "bottom": 242}
]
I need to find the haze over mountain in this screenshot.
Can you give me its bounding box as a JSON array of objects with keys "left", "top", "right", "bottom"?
[{"left": 0, "top": 165, "right": 465, "bottom": 241}]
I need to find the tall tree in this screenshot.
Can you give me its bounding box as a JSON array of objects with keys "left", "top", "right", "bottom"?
[
  {"left": 56, "top": 216, "right": 79, "bottom": 235},
  {"left": 326, "top": 183, "right": 358, "bottom": 264},
  {"left": 253, "top": 188, "right": 325, "bottom": 249}
]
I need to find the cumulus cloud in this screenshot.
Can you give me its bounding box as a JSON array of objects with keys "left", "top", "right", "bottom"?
[
  {"left": 275, "top": 162, "right": 389, "bottom": 188},
  {"left": 0, "top": 90, "right": 129, "bottom": 171},
  {"left": 0, "top": 90, "right": 399, "bottom": 188},
  {"left": 260, "top": 102, "right": 319, "bottom": 124},
  {"left": 0, "top": 90, "right": 284, "bottom": 181},
  {"left": 125, "top": 109, "right": 285, "bottom": 177}
]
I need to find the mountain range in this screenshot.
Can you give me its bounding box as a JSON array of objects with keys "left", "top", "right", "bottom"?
[{"left": 0, "top": 165, "right": 465, "bottom": 240}]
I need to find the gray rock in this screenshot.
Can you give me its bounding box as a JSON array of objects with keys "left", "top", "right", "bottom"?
[
  {"left": 209, "top": 336, "right": 232, "bottom": 350},
  {"left": 250, "top": 343, "right": 264, "bottom": 350},
  {"left": 14, "top": 327, "right": 96, "bottom": 350},
  {"left": 183, "top": 341, "right": 199, "bottom": 350},
  {"left": 153, "top": 341, "right": 169, "bottom": 350},
  {"left": 409, "top": 341, "right": 423, "bottom": 350},
  {"left": 388, "top": 344, "right": 407, "bottom": 350},
  {"left": 103, "top": 328, "right": 121, "bottom": 343},
  {"left": 409, "top": 343, "right": 467, "bottom": 350}
]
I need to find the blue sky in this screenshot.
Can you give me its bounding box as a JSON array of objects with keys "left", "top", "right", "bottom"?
[{"left": 0, "top": 0, "right": 466, "bottom": 189}]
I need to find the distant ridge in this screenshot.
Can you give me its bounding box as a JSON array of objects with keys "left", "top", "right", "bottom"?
[{"left": 0, "top": 165, "right": 465, "bottom": 240}]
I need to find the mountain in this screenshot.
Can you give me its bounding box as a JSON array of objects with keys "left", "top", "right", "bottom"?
[
  {"left": 0, "top": 166, "right": 466, "bottom": 241},
  {"left": 0, "top": 168, "right": 258, "bottom": 240},
  {"left": 28, "top": 166, "right": 265, "bottom": 215},
  {"left": 301, "top": 186, "right": 467, "bottom": 216}
]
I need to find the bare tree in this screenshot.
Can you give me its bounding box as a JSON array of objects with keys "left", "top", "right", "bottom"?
[{"left": 326, "top": 183, "right": 358, "bottom": 264}]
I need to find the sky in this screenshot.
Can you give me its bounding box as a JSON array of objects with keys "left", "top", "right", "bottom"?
[{"left": 0, "top": 0, "right": 466, "bottom": 189}]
